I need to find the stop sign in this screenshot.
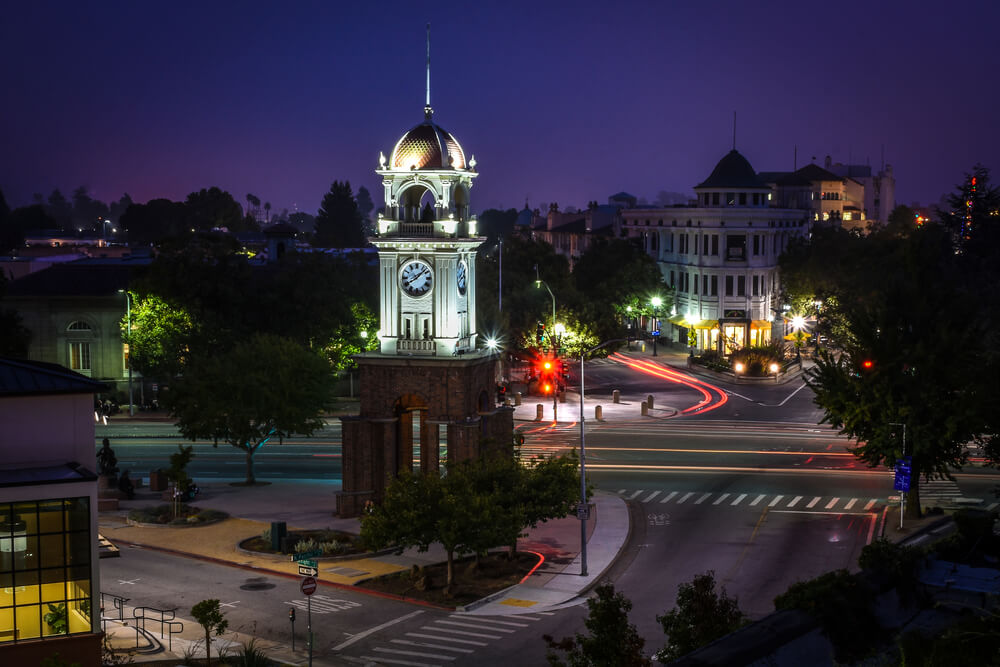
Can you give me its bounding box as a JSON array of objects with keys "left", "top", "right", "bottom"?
[{"left": 300, "top": 576, "right": 317, "bottom": 596}]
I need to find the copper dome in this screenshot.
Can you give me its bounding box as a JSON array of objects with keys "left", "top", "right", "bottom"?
[{"left": 390, "top": 121, "right": 467, "bottom": 171}]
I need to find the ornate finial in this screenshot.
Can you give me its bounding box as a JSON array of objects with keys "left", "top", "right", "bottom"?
[
  {"left": 424, "top": 23, "right": 433, "bottom": 120},
  {"left": 379, "top": 151, "right": 387, "bottom": 168},
  {"left": 469, "top": 155, "right": 477, "bottom": 170}
]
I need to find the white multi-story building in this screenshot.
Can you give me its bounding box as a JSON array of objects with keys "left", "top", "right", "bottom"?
[{"left": 623, "top": 149, "right": 809, "bottom": 354}]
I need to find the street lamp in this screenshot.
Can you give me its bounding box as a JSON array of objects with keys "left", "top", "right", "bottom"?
[
  {"left": 788, "top": 314, "right": 808, "bottom": 362},
  {"left": 578, "top": 337, "right": 626, "bottom": 577},
  {"left": 118, "top": 290, "right": 133, "bottom": 416},
  {"left": 650, "top": 296, "right": 662, "bottom": 356},
  {"left": 535, "top": 274, "right": 556, "bottom": 338}
]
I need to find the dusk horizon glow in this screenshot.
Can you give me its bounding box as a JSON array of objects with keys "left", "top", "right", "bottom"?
[{"left": 3, "top": 1, "right": 998, "bottom": 217}]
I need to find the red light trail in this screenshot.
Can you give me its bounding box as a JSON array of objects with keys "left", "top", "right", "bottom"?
[{"left": 608, "top": 352, "right": 728, "bottom": 415}]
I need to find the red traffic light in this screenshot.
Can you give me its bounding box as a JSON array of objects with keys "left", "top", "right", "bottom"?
[{"left": 862, "top": 360, "right": 873, "bottom": 369}]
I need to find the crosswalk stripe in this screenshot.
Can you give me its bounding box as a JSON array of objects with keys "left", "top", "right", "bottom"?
[
  {"left": 643, "top": 490, "right": 661, "bottom": 503},
  {"left": 374, "top": 646, "right": 456, "bottom": 660},
  {"left": 627, "top": 490, "right": 643, "bottom": 500},
  {"left": 391, "top": 639, "right": 473, "bottom": 653},
  {"left": 844, "top": 498, "right": 857, "bottom": 510},
  {"left": 787, "top": 496, "right": 802, "bottom": 508},
  {"left": 713, "top": 493, "right": 730, "bottom": 505},
  {"left": 987, "top": 502, "right": 999, "bottom": 511},
  {"left": 806, "top": 497, "right": 820, "bottom": 508},
  {"left": 406, "top": 633, "right": 487, "bottom": 647},
  {"left": 434, "top": 620, "right": 514, "bottom": 634},
  {"left": 361, "top": 654, "right": 441, "bottom": 666},
  {"left": 864, "top": 499, "right": 877, "bottom": 510},
  {"left": 422, "top": 626, "right": 501, "bottom": 639},
  {"left": 750, "top": 494, "right": 765, "bottom": 506},
  {"left": 677, "top": 492, "right": 694, "bottom": 504},
  {"left": 825, "top": 498, "right": 839, "bottom": 509},
  {"left": 660, "top": 491, "right": 679, "bottom": 504},
  {"left": 731, "top": 493, "right": 747, "bottom": 506},
  {"left": 618, "top": 489, "right": 626, "bottom": 495},
  {"left": 692, "top": 492, "right": 710, "bottom": 504},
  {"left": 449, "top": 616, "right": 529, "bottom": 628},
  {"left": 769, "top": 495, "right": 784, "bottom": 507}
]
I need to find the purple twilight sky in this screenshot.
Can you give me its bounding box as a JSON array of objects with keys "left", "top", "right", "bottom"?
[{"left": 2, "top": 1, "right": 998, "bottom": 216}]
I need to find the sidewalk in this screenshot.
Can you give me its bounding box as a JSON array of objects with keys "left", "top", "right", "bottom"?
[{"left": 98, "top": 481, "right": 629, "bottom": 663}]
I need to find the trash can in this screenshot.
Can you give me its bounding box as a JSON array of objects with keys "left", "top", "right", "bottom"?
[{"left": 149, "top": 470, "right": 167, "bottom": 492}]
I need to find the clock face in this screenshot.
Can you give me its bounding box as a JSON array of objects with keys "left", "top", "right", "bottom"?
[
  {"left": 400, "top": 260, "right": 433, "bottom": 296},
  {"left": 456, "top": 260, "right": 467, "bottom": 295}
]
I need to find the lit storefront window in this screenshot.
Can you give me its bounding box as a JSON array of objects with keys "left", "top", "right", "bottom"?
[{"left": 0, "top": 498, "right": 92, "bottom": 643}]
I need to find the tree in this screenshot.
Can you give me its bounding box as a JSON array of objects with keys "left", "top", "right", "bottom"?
[
  {"left": 3, "top": 204, "right": 56, "bottom": 252},
  {"left": 119, "top": 198, "right": 190, "bottom": 246},
  {"left": 544, "top": 583, "right": 650, "bottom": 666},
  {"left": 46, "top": 189, "right": 73, "bottom": 229},
  {"left": 191, "top": 598, "right": 228, "bottom": 667},
  {"left": 314, "top": 180, "right": 366, "bottom": 248},
  {"left": 937, "top": 163, "right": 1000, "bottom": 255},
  {"left": 185, "top": 187, "right": 245, "bottom": 232},
  {"left": 164, "top": 334, "right": 336, "bottom": 484},
  {"left": 783, "top": 223, "right": 992, "bottom": 517},
  {"left": 356, "top": 186, "right": 375, "bottom": 236},
  {"left": 121, "top": 294, "right": 198, "bottom": 379},
  {"left": 655, "top": 571, "right": 747, "bottom": 663}
]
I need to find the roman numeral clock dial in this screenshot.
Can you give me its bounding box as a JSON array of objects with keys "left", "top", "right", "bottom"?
[{"left": 400, "top": 260, "right": 433, "bottom": 296}]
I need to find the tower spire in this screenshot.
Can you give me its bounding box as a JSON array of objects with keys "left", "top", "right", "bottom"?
[
  {"left": 732, "top": 111, "right": 736, "bottom": 150},
  {"left": 424, "top": 23, "right": 433, "bottom": 120}
]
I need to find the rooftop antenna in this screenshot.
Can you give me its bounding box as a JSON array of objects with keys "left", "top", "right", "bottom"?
[
  {"left": 793, "top": 144, "right": 798, "bottom": 170},
  {"left": 424, "top": 23, "right": 433, "bottom": 120},
  {"left": 732, "top": 111, "right": 736, "bottom": 150}
]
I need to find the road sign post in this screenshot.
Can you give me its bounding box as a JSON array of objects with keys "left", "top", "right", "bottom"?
[
  {"left": 894, "top": 455, "right": 912, "bottom": 530},
  {"left": 300, "top": 576, "right": 316, "bottom": 666}
]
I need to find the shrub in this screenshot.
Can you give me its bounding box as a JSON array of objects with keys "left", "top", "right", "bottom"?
[
  {"left": 774, "top": 569, "right": 881, "bottom": 663},
  {"left": 294, "top": 538, "right": 318, "bottom": 553}
]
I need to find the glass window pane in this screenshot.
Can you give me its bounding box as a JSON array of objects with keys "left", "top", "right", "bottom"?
[
  {"left": 66, "top": 498, "right": 89, "bottom": 532},
  {"left": 66, "top": 532, "right": 90, "bottom": 566},
  {"left": 14, "top": 535, "right": 38, "bottom": 571},
  {"left": 0, "top": 607, "right": 14, "bottom": 642},
  {"left": 41, "top": 602, "right": 67, "bottom": 636},
  {"left": 16, "top": 604, "right": 42, "bottom": 640},
  {"left": 37, "top": 501, "right": 65, "bottom": 534},
  {"left": 68, "top": 598, "right": 91, "bottom": 633},
  {"left": 41, "top": 578, "right": 66, "bottom": 603},
  {"left": 13, "top": 570, "right": 40, "bottom": 605},
  {"left": 40, "top": 534, "right": 65, "bottom": 568}
]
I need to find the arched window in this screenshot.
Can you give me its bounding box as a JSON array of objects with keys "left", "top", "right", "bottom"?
[
  {"left": 66, "top": 321, "right": 93, "bottom": 375},
  {"left": 67, "top": 321, "right": 92, "bottom": 331}
]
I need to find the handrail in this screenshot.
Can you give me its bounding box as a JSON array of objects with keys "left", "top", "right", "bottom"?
[{"left": 132, "top": 606, "right": 181, "bottom": 648}]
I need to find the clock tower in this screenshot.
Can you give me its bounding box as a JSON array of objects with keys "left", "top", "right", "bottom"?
[{"left": 336, "top": 38, "right": 513, "bottom": 517}]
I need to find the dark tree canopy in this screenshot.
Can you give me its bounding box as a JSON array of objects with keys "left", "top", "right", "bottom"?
[
  {"left": 655, "top": 571, "right": 747, "bottom": 663},
  {"left": 185, "top": 187, "right": 247, "bottom": 233},
  {"left": 544, "top": 583, "right": 650, "bottom": 667},
  {"left": 2, "top": 204, "right": 56, "bottom": 252},
  {"left": 314, "top": 180, "right": 366, "bottom": 248}
]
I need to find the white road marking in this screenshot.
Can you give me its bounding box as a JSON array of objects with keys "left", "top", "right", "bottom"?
[
  {"left": 628, "top": 490, "right": 643, "bottom": 500},
  {"left": 806, "top": 497, "right": 820, "bottom": 508},
  {"left": 694, "top": 492, "right": 712, "bottom": 504},
  {"left": 750, "top": 494, "right": 765, "bottom": 506},
  {"left": 391, "top": 639, "right": 473, "bottom": 653},
  {"left": 433, "top": 620, "right": 514, "bottom": 634},
  {"left": 864, "top": 499, "right": 877, "bottom": 510},
  {"left": 731, "top": 493, "right": 747, "bottom": 506},
  {"left": 405, "top": 633, "right": 487, "bottom": 647},
  {"left": 421, "top": 626, "right": 501, "bottom": 639},
  {"left": 359, "top": 655, "right": 439, "bottom": 666},
  {"left": 787, "top": 496, "right": 802, "bottom": 508},
  {"left": 334, "top": 611, "right": 424, "bottom": 650},
  {"left": 117, "top": 578, "right": 141, "bottom": 585},
  {"left": 825, "top": 498, "right": 839, "bottom": 510},
  {"left": 713, "top": 493, "right": 730, "bottom": 505},
  {"left": 660, "top": 491, "right": 679, "bottom": 504},
  {"left": 374, "top": 646, "right": 456, "bottom": 661},
  {"left": 643, "top": 490, "right": 661, "bottom": 503},
  {"left": 219, "top": 601, "right": 240, "bottom": 608},
  {"left": 677, "top": 492, "right": 694, "bottom": 504},
  {"left": 449, "top": 615, "right": 528, "bottom": 628},
  {"left": 844, "top": 498, "right": 857, "bottom": 510},
  {"left": 769, "top": 495, "right": 783, "bottom": 507}
]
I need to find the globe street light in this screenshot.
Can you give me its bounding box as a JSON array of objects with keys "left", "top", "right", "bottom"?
[{"left": 650, "top": 296, "right": 663, "bottom": 356}]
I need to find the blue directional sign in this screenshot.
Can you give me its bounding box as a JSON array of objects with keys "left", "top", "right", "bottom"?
[
  {"left": 651, "top": 330, "right": 661, "bottom": 337},
  {"left": 893, "top": 456, "right": 912, "bottom": 492}
]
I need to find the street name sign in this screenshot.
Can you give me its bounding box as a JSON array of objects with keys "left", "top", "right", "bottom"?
[{"left": 290, "top": 550, "right": 322, "bottom": 562}]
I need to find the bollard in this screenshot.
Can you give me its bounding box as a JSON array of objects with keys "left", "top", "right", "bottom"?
[
  {"left": 514, "top": 392, "right": 522, "bottom": 406},
  {"left": 535, "top": 404, "right": 544, "bottom": 421},
  {"left": 270, "top": 521, "right": 287, "bottom": 551},
  {"left": 504, "top": 397, "right": 511, "bottom": 406},
  {"left": 595, "top": 405, "right": 603, "bottom": 421},
  {"left": 647, "top": 395, "right": 654, "bottom": 409},
  {"left": 641, "top": 403, "right": 649, "bottom": 416},
  {"left": 612, "top": 389, "right": 620, "bottom": 404}
]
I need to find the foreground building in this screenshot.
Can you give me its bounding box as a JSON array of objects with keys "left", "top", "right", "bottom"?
[
  {"left": 0, "top": 357, "right": 105, "bottom": 666},
  {"left": 623, "top": 150, "right": 809, "bottom": 353}
]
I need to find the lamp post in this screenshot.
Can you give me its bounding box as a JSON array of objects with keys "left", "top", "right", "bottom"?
[
  {"left": 789, "top": 314, "right": 807, "bottom": 363},
  {"left": 650, "top": 297, "right": 662, "bottom": 356},
  {"left": 578, "top": 337, "right": 626, "bottom": 577},
  {"left": 118, "top": 290, "right": 133, "bottom": 416},
  {"left": 535, "top": 275, "right": 556, "bottom": 337},
  {"left": 889, "top": 422, "right": 907, "bottom": 529}
]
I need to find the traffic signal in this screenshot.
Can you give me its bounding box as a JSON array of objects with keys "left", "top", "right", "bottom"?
[
  {"left": 536, "top": 322, "right": 545, "bottom": 345},
  {"left": 861, "top": 359, "right": 874, "bottom": 370}
]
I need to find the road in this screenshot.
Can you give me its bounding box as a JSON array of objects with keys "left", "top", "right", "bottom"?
[{"left": 96, "top": 354, "right": 1000, "bottom": 665}]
